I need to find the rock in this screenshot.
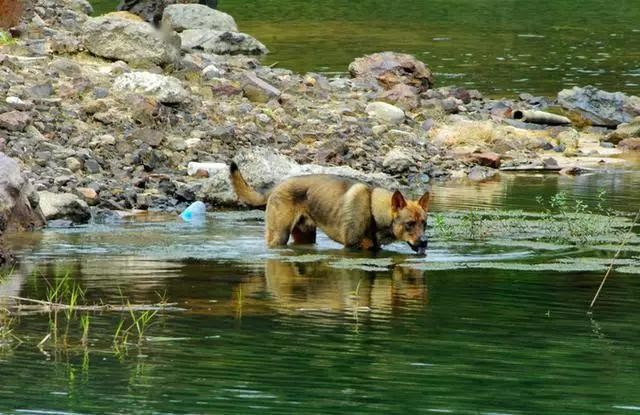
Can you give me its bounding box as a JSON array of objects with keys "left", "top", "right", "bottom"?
[
  {"left": 84, "top": 159, "right": 101, "bottom": 174},
  {"left": 65, "top": 157, "right": 82, "bottom": 172},
  {"left": 618, "top": 137, "right": 640, "bottom": 151},
  {"left": 197, "top": 148, "right": 399, "bottom": 206},
  {"left": 242, "top": 72, "right": 281, "bottom": 103},
  {"left": 68, "top": 0, "right": 93, "bottom": 15},
  {"left": 162, "top": 4, "right": 237, "bottom": 32},
  {"left": 365, "top": 101, "right": 405, "bottom": 125},
  {"left": 116, "top": 0, "right": 178, "bottom": 25},
  {"left": 187, "top": 161, "right": 227, "bottom": 177},
  {"left": 0, "top": 111, "right": 31, "bottom": 132},
  {"left": 112, "top": 72, "right": 188, "bottom": 104},
  {"left": 468, "top": 166, "right": 498, "bottom": 182},
  {"left": 606, "top": 117, "right": 640, "bottom": 144},
  {"left": 202, "top": 64, "right": 224, "bottom": 80},
  {"left": 76, "top": 187, "right": 99, "bottom": 205},
  {"left": 83, "top": 13, "right": 180, "bottom": 66},
  {"left": 5, "top": 96, "right": 33, "bottom": 111},
  {"left": 0, "top": 153, "right": 46, "bottom": 234},
  {"left": 557, "top": 86, "right": 640, "bottom": 127},
  {"left": 377, "top": 84, "right": 419, "bottom": 110},
  {"left": 179, "top": 29, "right": 268, "bottom": 55},
  {"left": 382, "top": 147, "right": 413, "bottom": 174},
  {"left": 38, "top": 191, "right": 91, "bottom": 223},
  {"left": 542, "top": 157, "right": 560, "bottom": 169},
  {"left": 129, "top": 127, "right": 164, "bottom": 147},
  {"left": 469, "top": 152, "right": 501, "bottom": 168},
  {"left": 349, "top": 52, "right": 433, "bottom": 92}
]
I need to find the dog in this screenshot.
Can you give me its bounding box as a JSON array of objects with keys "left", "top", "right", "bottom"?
[{"left": 229, "top": 162, "right": 431, "bottom": 255}]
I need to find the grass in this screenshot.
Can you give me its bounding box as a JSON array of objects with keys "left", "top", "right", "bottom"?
[
  {"left": 430, "top": 191, "right": 626, "bottom": 246},
  {"left": 0, "top": 31, "right": 16, "bottom": 46}
]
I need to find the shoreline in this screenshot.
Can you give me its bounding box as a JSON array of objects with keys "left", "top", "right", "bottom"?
[{"left": 0, "top": 0, "right": 639, "bottom": 231}]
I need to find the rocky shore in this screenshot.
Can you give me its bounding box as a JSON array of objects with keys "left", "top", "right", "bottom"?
[{"left": 1, "top": 0, "right": 639, "bottom": 235}]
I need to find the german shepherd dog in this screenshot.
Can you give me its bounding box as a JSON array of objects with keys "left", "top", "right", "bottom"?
[{"left": 229, "top": 162, "right": 431, "bottom": 255}]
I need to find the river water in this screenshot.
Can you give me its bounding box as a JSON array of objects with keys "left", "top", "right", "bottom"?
[
  {"left": 89, "top": 0, "right": 640, "bottom": 96},
  {"left": 2, "top": 171, "right": 640, "bottom": 414}
]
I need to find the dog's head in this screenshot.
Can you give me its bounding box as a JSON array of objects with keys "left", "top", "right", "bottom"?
[{"left": 390, "top": 190, "right": 431, "bottom": 255}]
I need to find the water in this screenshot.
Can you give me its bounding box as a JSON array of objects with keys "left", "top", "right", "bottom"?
[
  {"left": 90, "top": 0, "right": 640, "bottom": 96},
  {"left": 2, "top": 171, "right": 640, "bottom": 414}
]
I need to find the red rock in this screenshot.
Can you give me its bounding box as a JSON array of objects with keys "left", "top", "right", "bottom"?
[
  {"left": 349, "top": 52, "right": 433, "bottom": 92},
  {"left": 618, "top": 137, "right": 640, "bottom": 151},
  {"left": 469, "top": 152, "right": 501, "bottom": 168}
]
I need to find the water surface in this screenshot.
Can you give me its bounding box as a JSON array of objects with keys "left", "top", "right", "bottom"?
[
  {"left": 1, "top": 171, "right": 640, "bottom": 414},
  {"left": 91, "top": 0, "right": 640, "bottom": 96}
]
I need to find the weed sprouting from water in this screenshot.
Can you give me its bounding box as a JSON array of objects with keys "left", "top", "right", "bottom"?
[{"left": 431, "top": 191, "right": 624, "bottom": 246}]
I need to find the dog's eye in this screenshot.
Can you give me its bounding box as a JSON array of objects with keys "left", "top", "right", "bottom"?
[{"left": 405, "top": 221, "right": 416, "bottom": 230}]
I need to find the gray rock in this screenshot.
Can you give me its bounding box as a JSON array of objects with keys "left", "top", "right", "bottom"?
[
  {"left": 349, "top": 52, "right": 434, "bottom": 92},
  {"left": 365, "top": 101, "right": 405, "bottom": 125},
  {"left": 382, "top": 147, "right": 413, "bottom": 174},
  {"left": 202, "top": 64, "right": 224, "bottom": 80},
  {"left": 112, "top": 72, "right": 189, "bottom": 104},
  {"left": 468, "top": 166, "right": 498, "bottom": 182},
  {"left": 84, "top": 159, "right": 101, "bottom": 174},
  {"left": 179, "top": 29, "right": 268, "bottom": 55},
  {"left": 5, "top": 96, "right": 34, "bottom": 111},
  {"left": 65, "top": 157, "right": 82, "bottom": 172},
  {"left": 162, "top": 4, "right": 237, "bottom": 33},
  {"left": 0, "top": 153, "right": 46, "bottom": 233},
  {"left": 242, "top": 72, "right": 281, "bottom": 103},
  {"left": 606, "top": 116, "right": 640, "bottom": 144},
  {"left": 83, "top": 14, "right": 181, "bottom": 66},
  {"left": 199, "top": 148, "right": 400, "bottom": 206},
  {"left": 0, "top": 111, "right": 31, "bottom": 132},
  {"left": 558, "top": 85, "right": 640, "bottom": 127},
  {"left": 38, "top": 191, "right": 91, "bottom": 223}
]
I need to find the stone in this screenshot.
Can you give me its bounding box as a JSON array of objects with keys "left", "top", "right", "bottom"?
[
  {"left": 349, "top": 52, "right": 434, "bottom": 92},
  {"left": 83, "top": 13, "right": 180, "bottom": 66},
  {"left": 382, "top": 147, "right": 413, "bottom": 174},
  {"left": 0, "top": 153, "right": 46, "bottom": 233},
  {"left": 187, "top": 162, "right": 227, "bottom": 177},
  {"left": 161, "top": 4, "right": 237, "bottom": 33},
  {"left": 129, "top": 127, "right": 164, "bottom": 147},
  {"left": 38, "top": 191, "right": 91, "bottom": 223},
  {"left": 76, "top": 187, "right": 99, "bottom": 205},
  {"left": 65, "top": 157, "right": 82, "bottom": 172},
  {"left": 242, "top": 72, "right": 281, "bottom": 103},
  {"left": 377, "top": 84, "right": 419, "bottom": 110},
  {"left": 5, "top": 96, "right": 33, "bottom": 111},
  {"left": 468, "top": 166, "right": 498, "bottom": 182},
  {"left": 606, "top": 117, "right": 640, "bottom": 144},
  {"left": 469, "top": 152, "right": 501, "bottom": 168},
  {"left": 202, "top": 64, "right": 224, "bottom": 80},
  {"left": 365, "top": 101, "right": 405, "bottom": 125},
  {"left": 557, "top": 85, "right": 640, "bottom": 127},
  {"left": 618, "top": 137, "right": 640, "bottom": 151},
  {"left": 84, "top": 159, "right": 101, "bottom": 173},
  {"left": 167, "top": 136, "right": 186, "bottom": 151},
  {"left": 179, "top": 29, "right": 268, "bottom": 55},
  {"left": 112, "top": 72, "right": 189, "bottom": 104},
  {"left": 0, "top": 111, "right": 31, "bottom": 131}
]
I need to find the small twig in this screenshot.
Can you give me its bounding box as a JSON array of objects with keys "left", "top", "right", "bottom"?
[
  {"left": 3, "top": 296, "right": 185, "bottom": 313},
  {"left": 267, "top": 61, "right": 279, "bottom": 68},
  {"left": 589, "top": 210, "right": 640, "bottom": 310}
]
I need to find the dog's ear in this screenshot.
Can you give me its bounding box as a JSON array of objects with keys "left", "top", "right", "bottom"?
[
  {"left": 418, "top": 191, "right": 431, "bottom": 210},
  {"left": 391, "top": 190, "right": 407, "bottom": 212}
]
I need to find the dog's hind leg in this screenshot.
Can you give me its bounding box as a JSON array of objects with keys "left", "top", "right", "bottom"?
[{"left": 264, "top": 197, "right": 296, "bottom": 247}]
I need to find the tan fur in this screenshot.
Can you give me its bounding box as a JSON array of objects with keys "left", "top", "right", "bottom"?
[{"left": 230, "top": 163, "right": 431, "bottom": 253}]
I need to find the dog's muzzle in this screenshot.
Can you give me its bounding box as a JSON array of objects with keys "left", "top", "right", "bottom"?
[{"left": 408, "top": 237, "right": 428, "bottom": 256}]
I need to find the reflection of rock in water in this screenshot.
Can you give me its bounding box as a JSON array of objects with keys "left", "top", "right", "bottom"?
[{"left": 0, "top": 271, "right": 25, "bottom": 309}]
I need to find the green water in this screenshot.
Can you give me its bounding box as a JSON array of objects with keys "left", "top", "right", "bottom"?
[
  {"left": 90, "top": 0, "right": 640, "bottom": 96},
  {"left": 2, "top": 172, "right": 640, "bottom": 414}
]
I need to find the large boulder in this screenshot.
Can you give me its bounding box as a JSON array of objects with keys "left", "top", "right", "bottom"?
[
  {"left": 0, "top": 153, "right": 46, "bottom": 264},
  {"left": 179, "top": 29, "right": 268, "bottom": 55},
  {"left": 162, "top": 4, "right": 237, "bottom": 32},
  {"left": 38, "top": 191, "right": 91, "bottom": 224},
  {"left": 557, "top": 86, "right": 640, "bottom": 127},
  {"left": 197, "top": 148, "right": 400, "bottom": 206},
  {"left": 349, "top": 52, "right": 434, "bottom": 92},
  {"left": 112, "top": 72, "right": 189, "bottom": 104},
  {"left": 83, "top": 13, "right": 181, "bottom": 66},
  {"left": 117, "top": 0, "right": 181, "bottom": 26}
]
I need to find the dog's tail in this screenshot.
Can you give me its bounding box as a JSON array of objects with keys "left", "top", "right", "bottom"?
[{"left": 229, "top": 161, "right": 268, "bottom": 207}]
